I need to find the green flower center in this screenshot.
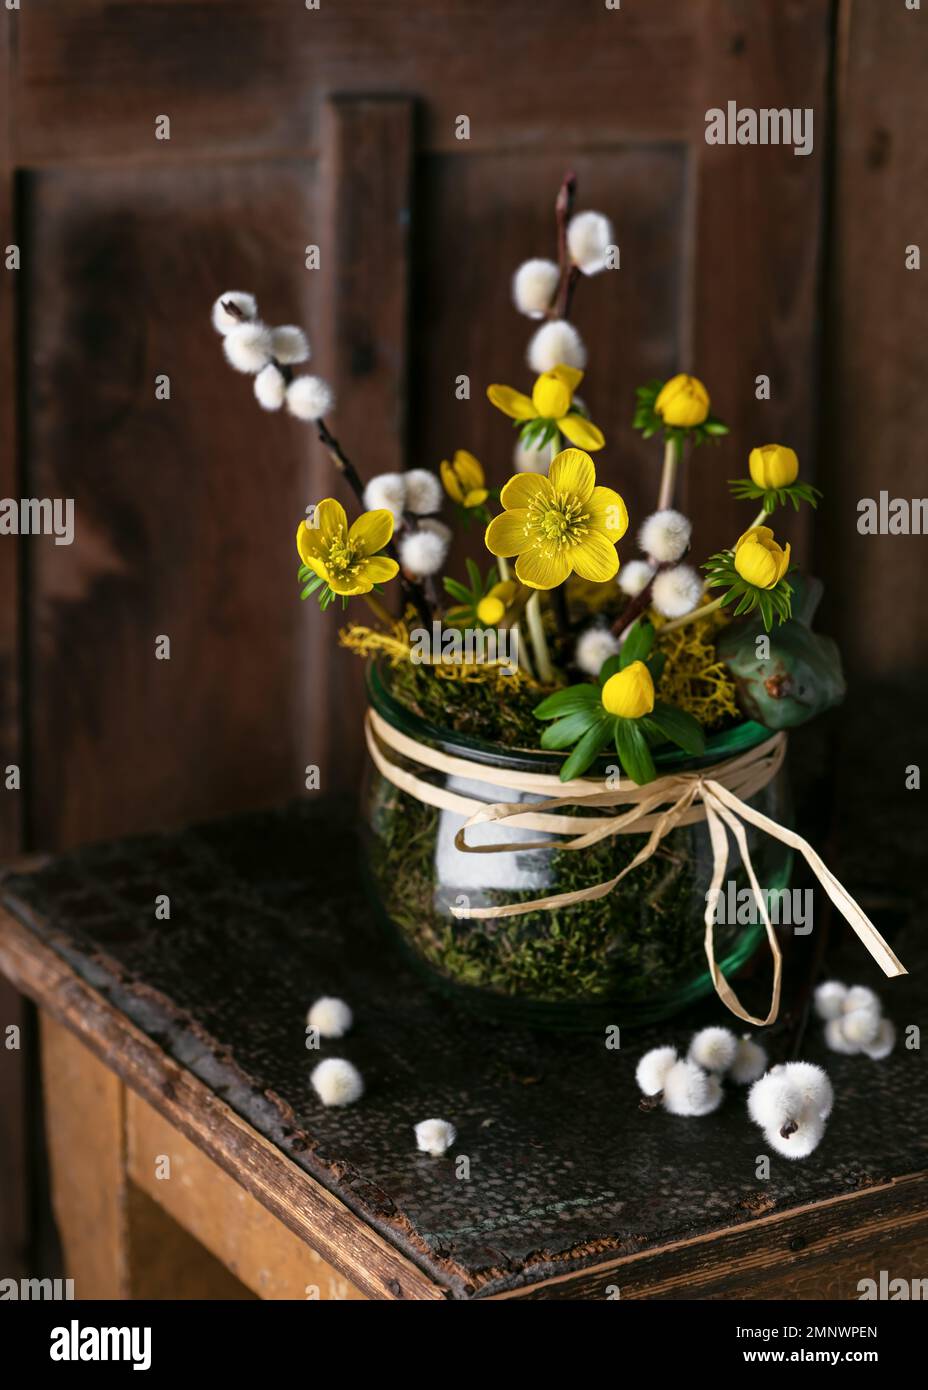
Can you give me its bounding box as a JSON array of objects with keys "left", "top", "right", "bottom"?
[{"left": 528, "top": 493, "right": 589, "bottom": 554}]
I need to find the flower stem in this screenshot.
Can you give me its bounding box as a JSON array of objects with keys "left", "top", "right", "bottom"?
[
  {"left": 497, "top": 558, "right": 535, "bottom": 678},
  {"left": 525, "top": 592, "right": 554, "bottom": 684},
  {"left": 659, "top": 593, "right": 725, "bottom": 635},
  {"left": 362, "top": 592, "right": 395, "bottom": 629},
  {"left": 749, "top": 505, "right": 768, "bottom": 530},
  {"left": 611, "top": 575, "right": 656, "bottom": 638},
  {"left": 657, "top": 435, "right": 682, "bottom": 511}
]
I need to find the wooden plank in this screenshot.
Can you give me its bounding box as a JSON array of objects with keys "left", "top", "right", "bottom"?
[
  {"left": 316, "top": 95, "right": 415, "bottom": 783},
  {"left": 492, "top": 1173, "right": 928, "bottom": 1299},
  {"left": 23, "top": 160, "right": 326, "bottom": 844},
  {"left": 689, "top": 0, "right": 832, "bottom": 560},
  {"left": 0, "top": 978, "right": 28, "bottom": 1278},
  {"left": 11, "top": 0, "right": 704, "bottom": 166},
  {"left": 127, "top": 1091, "right": 365, "bottom": 1300},
  {"left": 0, "top": 0, "right": 22, "bottom": 857},
  {"left": 39, "top": 1013, "right": 130, "bottom": 1299},
  {"left": 0, "top": 907, "right": 448, "bottom": 1301},
  {"left": 125, "top": 1185, "right": 256, "bottom": 1300},
  {"left": 819, "top": 0, "right": 928, "bottom": 677}
]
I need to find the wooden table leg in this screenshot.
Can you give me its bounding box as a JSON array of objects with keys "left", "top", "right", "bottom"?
[{"left": 39, "top": 1013, "right": 130, "bottom": 1299}]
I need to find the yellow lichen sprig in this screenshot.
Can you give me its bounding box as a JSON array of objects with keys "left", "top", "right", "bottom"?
[{"left": 653, "top": 609, "right": 740, "bottom": 730}]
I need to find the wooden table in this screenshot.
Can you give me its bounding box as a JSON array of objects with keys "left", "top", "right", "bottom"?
[{"left": 1, "top": 797, "right": 926, "bottom": 1301}]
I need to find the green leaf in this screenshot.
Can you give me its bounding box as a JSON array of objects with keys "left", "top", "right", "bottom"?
[
  {"left": 534, "top": 684, "right": 601, "bottom": 720},
  {"left": 300, "top": 575, "right": 324, "bottom": 600},
  {"left": 614, "top": 719, "right": 657, "bottom": 786},
  {"left": 465, "top": 558, "right": 482, "bottom": 595},
  {"left": 619, "top": 618, "right": 655, "bottom": 668},
  {"left": 598, "top": 654, "right": 623, "bottom": 686},
  {"left": 539, "top": 708, "right": 600, "bottom": 750},
  {"left": 485, "top": 565, "right": 499, "bottom": 592},
  {"left": 442, "top": 577, "right": 472, "bottom": 605},
  {"left": 560, "top": 717, "right": 613, "bottom": 782},
  {"left": 650, "top": 701, "right": 706, "bottom": 756},
  {"left": 646, "top": 651, "right": 667, "bottom": 685}
]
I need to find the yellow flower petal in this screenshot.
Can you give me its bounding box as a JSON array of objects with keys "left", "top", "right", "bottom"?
[
  {"left": 313, "top": 497, "right": 347, "bottom": 542},
  {"left": 358, "top": 554, "right": 399, "bottom": 586},
  {"left": 775, "top": 540, "right": 791, "bottom": 584},
  {"left": 440, "top": 459, "right": 464, "bottom": 504},
  {"left": 558, "top": 414, "right": 605, "bottom": 451},
  {"left": 587, "top": 485, "right": 629, "bottom": 541},
  {"left": 549, "top": 448, "right": 596, "bottom": 504},
  {"left": 348, "top": 508, "right": 394, "bottom": 556},
  {"left": 735, "top": 524, "right": 775, "bottom": 551},
  {"left": 486, "top": 384, "right": 537, "bottom": 420},
  {"left": 327, "top": 572, "right": 367, "bottom": 596},
  {"left": 296, "top": 520, "right": 324, "bottom": 564},
  {"left": 551, "top": 365, "right": 584, "bottom": 394},
  {"left": 515, "top": 547, "right": 571, "bottom": 589},
  {"left": 532, "top": 371, "right": 572, "bottom": 419},
  {"left": 570, "top": 530, "right": 619, "bottom": 583},
  {"left": 734, "top": 539, "right": 779, "bottom": 589},
  {"left": 485, "top": 509, "right": 532, "bottom": 557},
  {"left": 453, "top": 450, "right": 485, "bottom": 491},
  {"left": 601, "top": 662, "right": 655, "bottom": 719},
  {"left": 500, "top": 472, "right": 553, "bottom": 510},
  {"left": 462, "top": 488, "right": 489, "bottom": 508}
]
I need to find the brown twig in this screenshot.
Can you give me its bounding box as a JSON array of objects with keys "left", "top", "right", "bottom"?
[{"left": 550, "top": 171, "right": 579, "bottom": 320}]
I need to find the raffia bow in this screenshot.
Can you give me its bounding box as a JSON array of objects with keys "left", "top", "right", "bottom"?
[{"left": 365, "top": 708, "right": 906, "bottom": 1026}]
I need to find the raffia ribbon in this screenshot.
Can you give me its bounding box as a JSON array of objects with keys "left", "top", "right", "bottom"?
[{"left": 365, "top": 707, "right": 907, "bottom": 1026}]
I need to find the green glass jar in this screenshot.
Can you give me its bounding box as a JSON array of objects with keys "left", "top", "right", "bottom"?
[{"left": 361, "top": 663, "right": 792, "bottom": 1029}]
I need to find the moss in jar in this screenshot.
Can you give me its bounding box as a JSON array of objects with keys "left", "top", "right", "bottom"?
[{"left": 364, "top": 776, "right": 752, "bottom": 1003}]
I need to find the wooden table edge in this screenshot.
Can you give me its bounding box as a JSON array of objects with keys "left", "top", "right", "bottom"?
[{"left": 0, "top": 905, "right": 450, "bottom": 1302}]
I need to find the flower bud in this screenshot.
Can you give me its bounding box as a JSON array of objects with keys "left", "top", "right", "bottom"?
[
  {"left": 749, "top": 444, "right": 799, "bottom": 490},
  {"left": 476, "top": 594, "right": 505, "bottom": 626},
  {"left": 654, "top": 374, "right": 710, "bottom": 428},
  {"left": 601, "top": 660, "right": 655, "bottom": 719},
  {"left": 733, "top": 526, "right": 791, "bottom": 589}
]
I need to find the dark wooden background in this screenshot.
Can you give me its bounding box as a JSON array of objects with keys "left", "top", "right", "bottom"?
[{"left": 1, "top": 0, "right": 926, "bottom": 1281}]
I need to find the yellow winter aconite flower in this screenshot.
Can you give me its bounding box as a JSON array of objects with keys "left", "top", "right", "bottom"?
[
  {"left": 484, "top": 447, "right": 628, "bottom": 589},
  {"left": 296, "top": 498, "right": 399, "bottom": 595},
  {"left": 440, "top": 450, "right": 488, "bottom": 508},
  {"left": 487, "top": 366, "right": 605, "bottom": 451},
  {"left": 654, "top": 374, "right": 710, "bottom": 428},
  {"left": 749, "top": 444, "right": 799, "bottom": 490},
  {"left": 733, "top": 526, "right": 791, "bottom": 590},
  {"left": 601, "top": 661, "right": 655, "bottom": 719}
]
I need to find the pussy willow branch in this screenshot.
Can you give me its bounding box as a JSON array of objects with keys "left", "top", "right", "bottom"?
[
  {"left": 221, "top": 298, "right": 431, "bottom": 626},
  {"left": 551, "top": 170, "right": 580, "bottom": 321}
]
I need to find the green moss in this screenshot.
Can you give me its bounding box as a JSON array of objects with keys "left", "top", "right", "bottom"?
[
  {"left": 386, "top": 659, "right": 543, "bottom": 748},
  {"left": 364, "top": 776, "right": 764, "bottom": 1006}
]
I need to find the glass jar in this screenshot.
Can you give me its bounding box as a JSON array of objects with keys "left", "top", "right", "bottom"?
[{"left": 361, "top": 663, "right": 793, "bottom": 1030}]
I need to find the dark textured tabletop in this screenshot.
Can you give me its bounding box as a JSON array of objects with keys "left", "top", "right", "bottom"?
[{"left": 2, "top": 785, "right": 925, "bottom": 1298}]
